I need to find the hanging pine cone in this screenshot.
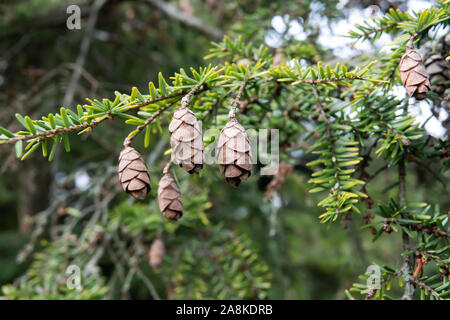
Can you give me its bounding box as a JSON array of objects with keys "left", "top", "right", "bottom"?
[
  {"left": 118, "top": 147, "right": 151, "bottom": 200},
  {"left": 399, "top": 48, "right": 431, "bottom": 100},
  {"left": 169, "top": 106, "right": 203, "bottom": 174},
  {"left": 158, "top": 172, "right": 183, "bottom": 221},
  {"left": 217, "top": 119, "right": 252, "bottom": 186},
  {"left": 148, "top": 235, "right": 165, "bottom": 269}
]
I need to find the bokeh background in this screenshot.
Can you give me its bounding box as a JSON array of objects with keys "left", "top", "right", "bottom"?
[{"left": 0, "top": 0, "right": 448, "bottom": 299}]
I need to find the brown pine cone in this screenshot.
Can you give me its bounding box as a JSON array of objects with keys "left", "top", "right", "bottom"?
[
  {"left": 399, "top": 48, "right": 431, "bottom": 100},
  {"left": 169, "top": 107, "right": 204, "bottom": 174},
  {"left": 423, "top": 34, "right": 450, "bottom": 96},
  {"left": 148, "top": 235, "right": 165, "bottom": 269},
  {"left": 118, "top": 147, "right": 151, "bottom": 200},
  {"left": 424, "top": 54, "right": 449, "bottom": 95},
  {"left": 158, "top": 172, "right": 183, "bottom": 221},
  {"left": 217, "top": 119, "right": 252, "bottom": 186}
]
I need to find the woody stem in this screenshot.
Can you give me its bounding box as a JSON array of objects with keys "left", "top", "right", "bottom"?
[
  {"left": 163, "top": 160, "right": 173, "bottom": 174},
  {"left": 124, "top": 83, "right": 208, "bottom": 147},
  {"left": 4, "top": 112, "right": 113, "bottom": 144}
]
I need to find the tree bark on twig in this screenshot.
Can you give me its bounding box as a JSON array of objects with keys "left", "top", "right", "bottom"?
[{"left": 145, "top": 0, "right": 223, "bottom": 40}]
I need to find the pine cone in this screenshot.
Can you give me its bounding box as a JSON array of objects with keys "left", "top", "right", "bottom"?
[
  {"left": 217, "top": 119, "right": 252, "bottom": 186},
  {"left": 399, "top": 48, "right": 431, "bottom": 100},
  {"left": 118, "top": 147, "right": 151, "bottom": 200},
  {"left": 148, "top": 236, "right": 165, "bottom": 269},
  {"left": 169, "top": 107, "right": 204, "bottom": 174},
  {"left": 158, "top": 173, "right": 183, "bottom": 221}
]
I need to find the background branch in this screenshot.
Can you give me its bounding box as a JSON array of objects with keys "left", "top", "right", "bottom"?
[{"left": 145, "top": 0, "right": 223, "bottom": 40}]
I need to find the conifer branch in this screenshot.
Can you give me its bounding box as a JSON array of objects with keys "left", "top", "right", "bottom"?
[
  {"left": 180, "top": 83, "right": 205, "bottom": 108},
  {"left": 229, "top": 76, "right": 249, "bottom": 120}
]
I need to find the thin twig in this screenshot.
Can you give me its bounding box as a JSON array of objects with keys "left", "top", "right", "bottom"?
[
  {"left": 359, "top": 23, "right": 397, "bottom": 40},
  {"left": 412, "top": 277, "right": 441, "bottom": 299},
  {"left": 406, "top": 33, "right": 419, "bottom": 49},
  {"left": 414, "top": 159, "right": 449, "bottom": 195},
  {"left": 399, "top": 158, "right": 415, "bottom": 300},
  {"left": 4, "top": 113, "right": 112, "bottom": 144},
  {"left": 366, "top": 164, "right": 389, "bottom": 183},
  {"left": 1, "top": 88, "right": 207, "bottom": 145},
  {"left": 163, "top": 160, "right": 173, "bottom": 174},
  {"left": 123, "top": 83, "right": 205, "bottom": 147},
  {"left": 136, "top": 268, "right": 161, "bottom": 300},
  {"left": 62, "top": 0, "right": 107, "bottom": 107}
]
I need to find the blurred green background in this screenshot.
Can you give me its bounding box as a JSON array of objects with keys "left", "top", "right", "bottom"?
[{"left": 0, "top": 0, "right": 448, "bottom": 299}]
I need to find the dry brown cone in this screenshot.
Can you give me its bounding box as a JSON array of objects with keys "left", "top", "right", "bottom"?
[
  {"left": 217, "top": 119, "right": 252, "bottom": 186},
  {"left": 158, "top": 166, "right": 183, "bottom": 221},
  {"left": 148, "top": 235, "right": 165, "bottom": 269},
  {"left": 169, "top": 106, "right": 203, "bottom": 174},
  {"left": 118, "top": 147, "right": 151, "bottom": 200},
  {"left": 399, "top": 47, "right": 431, "bottom": 100}
]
